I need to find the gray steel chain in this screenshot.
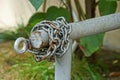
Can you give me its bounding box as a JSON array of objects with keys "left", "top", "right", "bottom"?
[{"left": 27, "top": 17, "right": 71, "bottom": 62}]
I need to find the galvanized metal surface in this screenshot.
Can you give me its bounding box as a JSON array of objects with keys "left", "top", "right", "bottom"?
[
  {"left": 70, "top": 13, "right": 120, "bottom": 40},
  {"left": 55, "top": 40, "right": 72, "bottom": 80}
]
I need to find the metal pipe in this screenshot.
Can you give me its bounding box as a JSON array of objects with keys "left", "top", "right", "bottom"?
[
  {"left": 55, "top": 40, "right": 72, "bottom": 80},
  {"left": 70, "top": 13, "right": 120, "bottom": 40},
  {"left": 14, "top": 13, "right": 120, "bottom": 54}
]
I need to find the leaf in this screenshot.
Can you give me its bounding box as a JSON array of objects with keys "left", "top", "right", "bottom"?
[
  {"left": 28, "top": 6, "right": 70, "bottom": 22},
  {"left": 26, "top": 6, "right": 70, "bottom": 35},
  {"left": 99, "top": 0, "right": 117, "bottom": 15},
  {"left": 44, "top": 6, "right": 70, "bottom": 21},
  {"left": 29, "top": 0, "right": 44, "bottom": 10},
  {"left": 80, "top": 33, "right": 104, "bottom": 56},
  {"left": 80, "top": 0, "right": 117, "bottom": 56},
  {"left": 26, "top": 13, "right": 44, "bottom": 35}
]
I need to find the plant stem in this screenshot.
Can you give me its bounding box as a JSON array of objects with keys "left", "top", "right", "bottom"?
[
  {"left": 74, "top": 0, "right": 86, "bottom": 20},
  {"left": 66, "top": 0, "right": 74, "bottom": 22},
  {"left": 43, "top": 0, "right": 47, "bottom": 12},
  {"left": 85, "top": 0, "right": 96, "bottom": 19}
]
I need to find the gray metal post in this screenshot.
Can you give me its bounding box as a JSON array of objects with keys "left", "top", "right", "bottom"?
[
  {"left": 55, "top": 40, "right": 72, "bottom": 80},
  {"left": 70, "top": 13, "right": 120, "bottom": 40}
]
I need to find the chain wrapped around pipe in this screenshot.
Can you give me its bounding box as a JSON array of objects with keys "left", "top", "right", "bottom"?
[{"left": 14, "top": 17, "right": 71, "bottom": 62}]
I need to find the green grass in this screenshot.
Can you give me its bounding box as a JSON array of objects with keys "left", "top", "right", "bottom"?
[
  {"left": 11, "top": 54, "right": 54, "bottom": 80},
  {"left": 1, "top": 42, "right": 116, "bottom": 80}
]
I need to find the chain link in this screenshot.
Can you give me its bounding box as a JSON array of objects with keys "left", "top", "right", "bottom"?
[{"left": 28, "top": 17, "right": 71, "bottom": 62}]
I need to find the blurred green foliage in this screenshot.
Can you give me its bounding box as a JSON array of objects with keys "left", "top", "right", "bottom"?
[
  {"left": 80, "top": 0, "right": 118, "bottom": 56},
  {"left": 80, "top": 33, "right": 104, "bottom": 56},
  {"left": 0, "top": 0, "right": 119, "bottom": 80},
  {"left": 72, "top": 54, "right": 104, "bottom": 80},
  {"left": 12, "top": 54, "right": 54, "bottom": 80},
  {"left": 26, "top": 6, "right": 70, "bottom": 35},
  {"left": 0, "top": 24, "right": 28, "bottom": 43},
  {"left": 29, "top": 0, "right": 44, "bottom": 10},
  {"left": 99, "top": 0, "right": 117, "bottom": 15}
]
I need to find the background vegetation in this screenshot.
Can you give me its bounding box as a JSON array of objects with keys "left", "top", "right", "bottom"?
[{"left": 0, "top": 0, "right": 120, "bottom": 80}]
